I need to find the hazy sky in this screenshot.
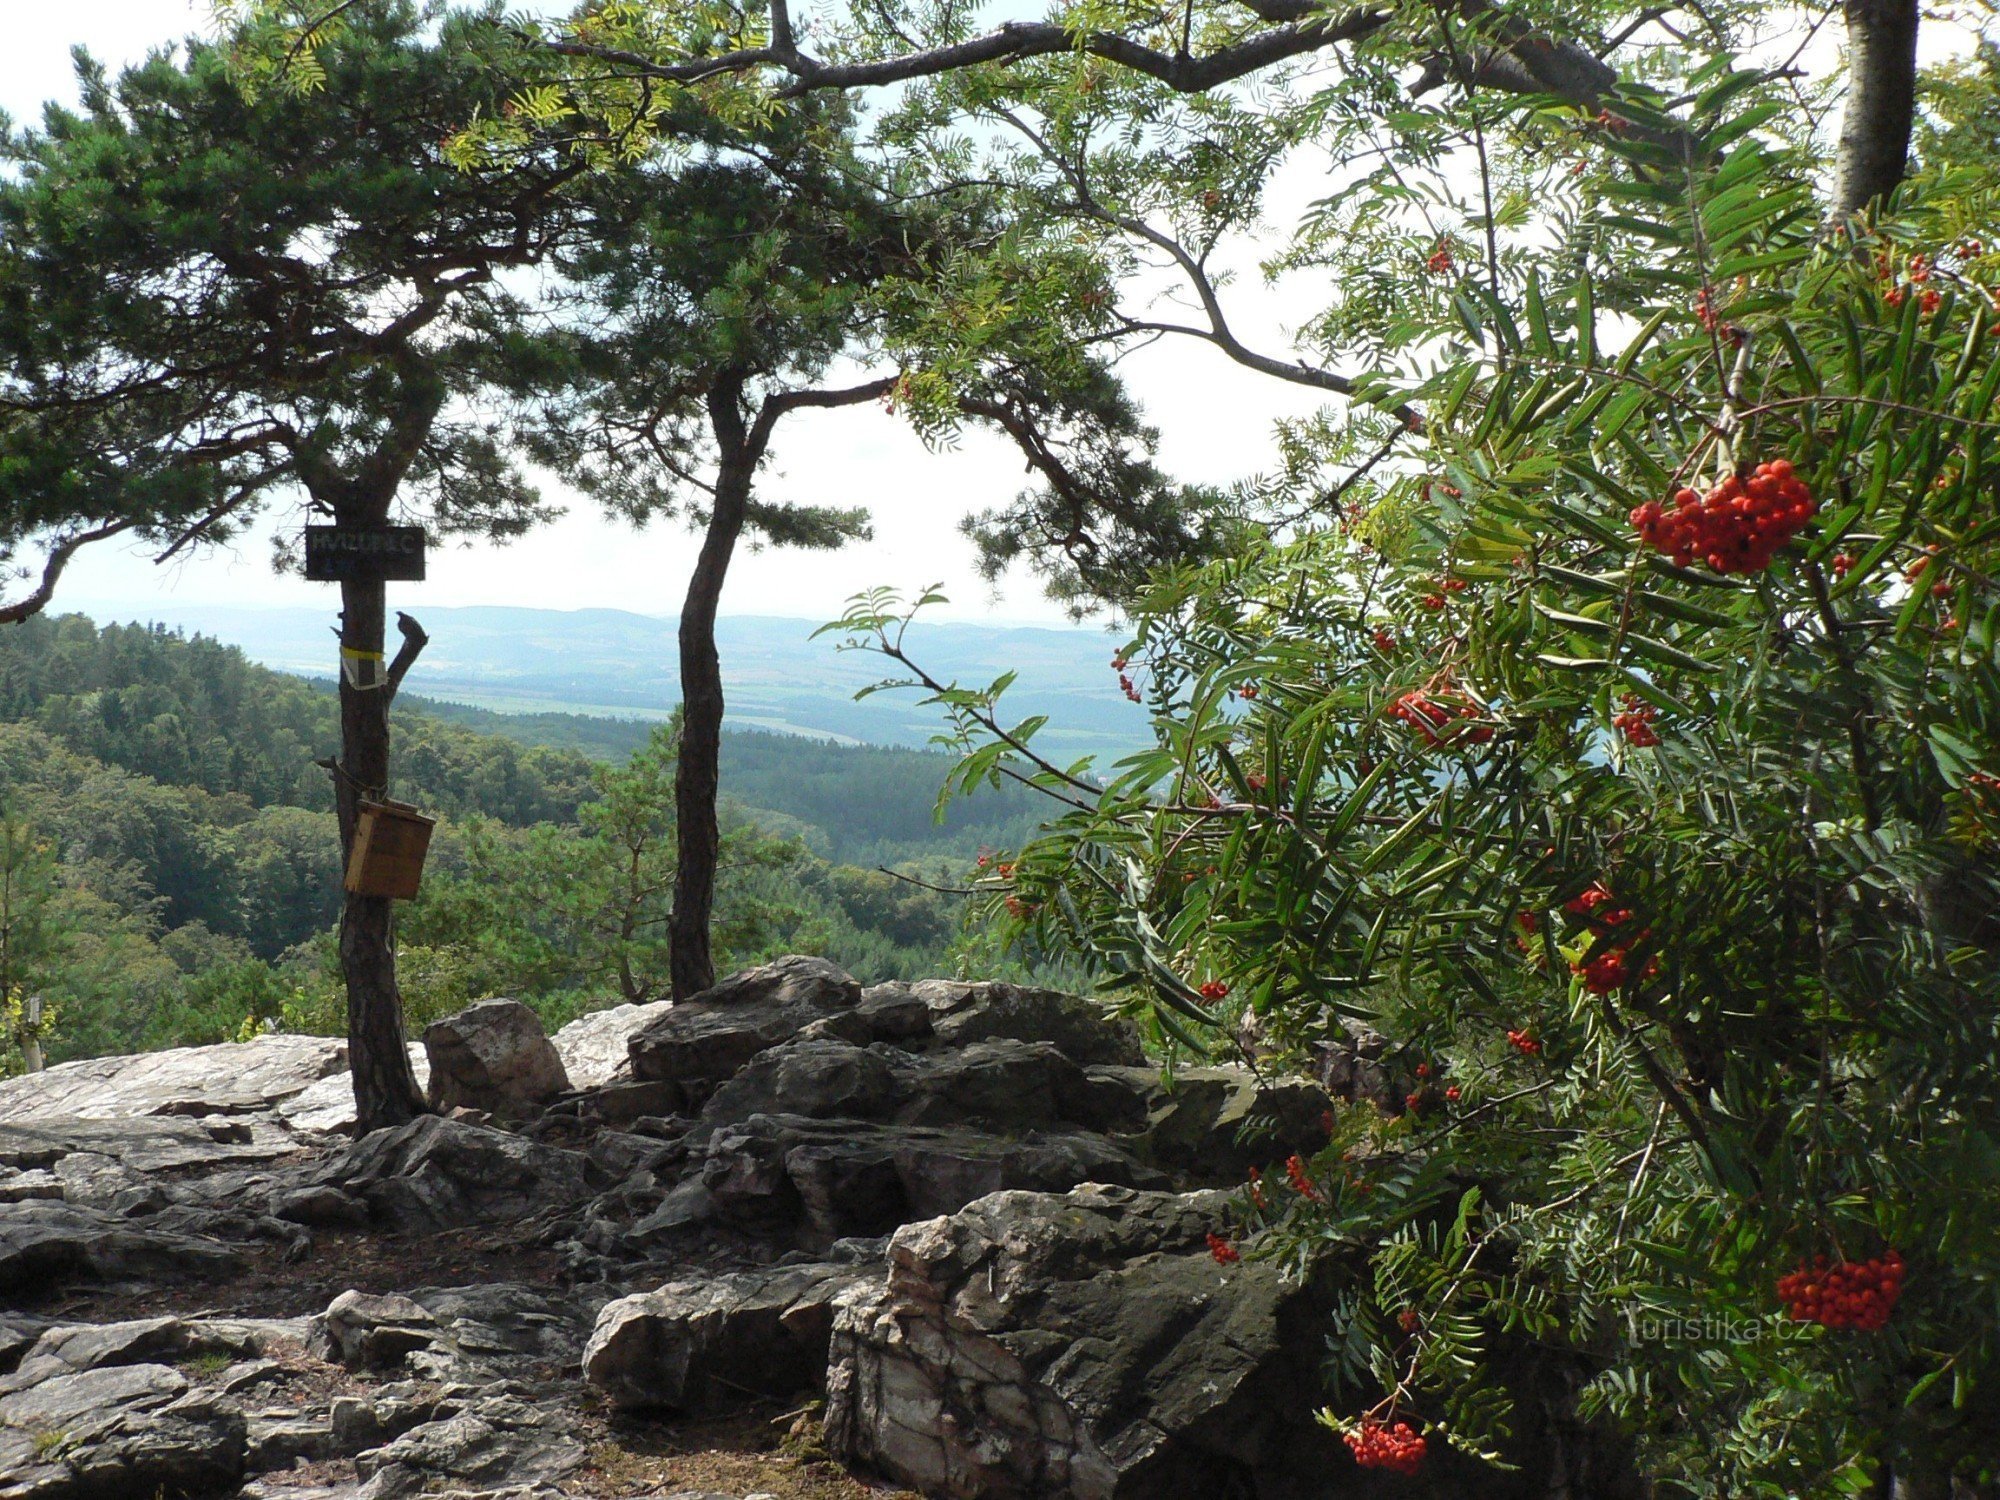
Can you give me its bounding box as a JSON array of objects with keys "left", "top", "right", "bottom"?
[{"left": 2, "top": 1, "right": 1326, "bottom": 630}]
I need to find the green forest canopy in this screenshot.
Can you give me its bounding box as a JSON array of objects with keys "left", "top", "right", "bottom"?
[{"left": 0, "top": 612, "right": 1063, "bottom": 1062}]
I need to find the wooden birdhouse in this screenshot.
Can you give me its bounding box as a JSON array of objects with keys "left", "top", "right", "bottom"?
[{"left": 344, "top": 800, "right": 436, "bottom": 900}]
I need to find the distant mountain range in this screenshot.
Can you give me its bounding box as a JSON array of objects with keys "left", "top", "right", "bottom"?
[{"left": 74, "top": 603, "right": 1147, "bottom": 762}]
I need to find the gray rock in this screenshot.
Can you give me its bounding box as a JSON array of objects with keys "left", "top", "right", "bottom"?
[
  {"left": 1, "top": 1318, "right": 192, "bottom": 1393},
  {"left": 698, "top": 1035, "right": 1124, "bottom": 1137},
  {"left": 244, "top": 1410, "right": 336, "bottom": 1471},
  {"left": 0, "top": 1035, "right": 347, "bottom": 1124},
  {"left": 0, "top": 1363, "right": 247, "bottom": 1500},
  {"left": 0, "top": 1200, "right": 242, "bottom": 1291},
  {"left": 353, "top": 1389, "right": 584, "bottom": 1499},
  {"left": 51, "top": 1153, "right": 170, "bottom": 1216},
  {"left": 550, "top": 1000, "right": 673, "bottom": 1088},
  {"left": 1085, "top": 1065, "right": 1338, "bottom": 1181},
  {"left": 583, "top": 1260, "right": 880, "bottom": 1412},
  {"left": 700, "top": 1113, "right": 1164, "bottom": 1245},
  {"left": 312, "top": 1291, "right": 440, "bottom": 1371},
  {"left": 627, "top": 956, "right": 863, "bottom": 1087},
  {"left": 911, "top": 981, "right": 1146, "bottom": 1066},
  {"left": 853, "top": 983, "right": 938, "bottom": 1042},
  {"left": 424, "top": 999, "right": 572, "bottom": 1121},
  {"left": 0, "top": 1116, "right": 294, "bottom": 1175},
  {"left": 315, "top": 1116, "right": 591, "bottom": 1233},
  {"left": 823, "top": 1183, "right": 1345, "bottom": 1500},
  {"left": 275, "top": 1045, "right": 431, "bottom": 1135},
  {"left": 272, "top": 1183, "right": 372, "bottom": 1228},
  {"left": 401, "top": 1283, "right": 603, "bottom": 1382},
  {"left": 699, "top": 1039, "right": 902, "bottom": 1123},
  {"left": 0, "top": 1169, "right": 61, "bottom": 1204}
]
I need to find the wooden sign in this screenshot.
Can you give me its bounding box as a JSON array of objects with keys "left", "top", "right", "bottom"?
[
  {"left": 304, "top": 525, "right": 428, "bottom": 583},
  {"left": 344, "top": 800, "right": 437, "bottom": 900}
]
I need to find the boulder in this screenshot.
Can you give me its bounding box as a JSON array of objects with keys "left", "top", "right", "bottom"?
[
  {"left": 909, "top": 981, "right": 1146, "bottom": 1067},
  {"left": 1084, "top": 1065, "right": 1338, "bottom": 1181},
  {"left": 627, "top": 956, "right": 863, "bottom": 1087},
  {"left": 699, "top": 1037, "right": 1109, "bottom": 1134},
  {"left": 314, "top": 1115, "right": 592, "bottom": 1233},
  {"left": 0, "top": 1200, "right": 242, "bottom": 1291},
  {"left": 312, "top": 1291, "right": 440, "bottom": 1371},
  {"left": 699, "top": 1114, "right": 1164, "bottom": 1245},
  {"left": 583, "top": 1259, "right": 880, "bottom": 1412},
  {"left": 353, "top": 1388, "right": 585, "bottom": 1499},
  {"left": 1, "top": 1319, "right": 195, "bottom": 1394},
  {"left": 822, "top": 1184, "right": 1346, "bottom": 1500},
  {"left": 423, "top": 999, "right": 571, "bottom": 1120},
  {"left": 399, "top": 1283, "right": 605, "bottom": 1384},
  {"left": 0, "top": 1363, "right": 247, "bottom": 1500},
  {"left": 550, "top": 1000, "right": 673, "bottom": 1088}
]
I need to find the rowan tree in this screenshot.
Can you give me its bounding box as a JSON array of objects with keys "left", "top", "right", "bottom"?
[{"left": 0, "top": 3, "right": 590, "bottom": 1129}]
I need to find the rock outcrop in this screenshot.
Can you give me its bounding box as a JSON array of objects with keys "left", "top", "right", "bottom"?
[
  {"left": 822, "top": 1184, "right": 1345, "bottom": 1499},
  {"left": 3, "top": 957, "right": 1499, "bottom": 1500}
]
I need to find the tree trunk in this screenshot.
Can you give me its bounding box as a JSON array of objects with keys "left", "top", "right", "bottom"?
[
  {"left": 1831, "top": 0, "right": 1920, "bottom": 216},
  {"left": 335, "top": 573, "right": 426, "bottom": 1132},
  {"left": 668, "top": 380, "right": 757, "bottom": 1001}
]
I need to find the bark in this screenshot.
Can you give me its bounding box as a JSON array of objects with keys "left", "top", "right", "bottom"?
[
  {"left": 1831, "top": 0, "right": 1921, "bottom": 217},
  {"left": 668, "top": 377, "right": 756, "bottom": 1001},
  {"left": 334, "top": 572, "right": 427, "bottom": 1133}
]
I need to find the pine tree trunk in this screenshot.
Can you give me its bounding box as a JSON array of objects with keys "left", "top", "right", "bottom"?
[
  {"left": 336, "top": 573, "right": 426, "bottom": 1133},
  {"left": 1831, "top": 0, "right": 1920, "bottom": 216},
  {"left": 669, "top": 380, "right": 756, "bottom": 1001}
]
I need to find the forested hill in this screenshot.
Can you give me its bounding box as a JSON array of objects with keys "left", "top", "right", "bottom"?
[
  {"left": 0, "top": 613, "right": 1051, "bottom": 862},
  {"left": 0, "top": 614, "right": 1072, "bottom": 1066}
]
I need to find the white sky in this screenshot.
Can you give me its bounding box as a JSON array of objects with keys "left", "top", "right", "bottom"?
[{"left": 2, "top": 0, "right": 1326, "bottom": 630}]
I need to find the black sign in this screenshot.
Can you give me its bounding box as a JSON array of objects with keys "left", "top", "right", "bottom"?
[{"left": 304, "top": 526, "right": 428, "bottom": 583}]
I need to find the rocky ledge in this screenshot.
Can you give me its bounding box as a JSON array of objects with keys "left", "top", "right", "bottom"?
[{"left": 0, "top": 957, "right": 1572, "bottom": 1499}]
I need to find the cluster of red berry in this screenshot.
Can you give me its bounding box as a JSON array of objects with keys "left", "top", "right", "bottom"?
[
  {"left": 1239, "top": 684, "right": 1259, "bottom": 700},
  {"left": 1564, "top": 884, "right": 1627, "bottom": 922},
  {"left": 1111, "top": 654, "right": 1143, "bottom": 703},
  {"left": 1206, "top": 1232, "right": 1241, "bottom": 1266},
  {"left": 1882, "top": 252, "right": 1946, "bottom": 314},
  {"left": 1389, "top": 689, "right": 1493, "bottom": 746},
  {"left": 1576, "top": 948, "right": 1637, "bottom": 995},
  {"left": 1629, "top": 460, "right": 1817, "bottom": 574},
  {"left": 1562, "top": 884, "right": 1657, "bottom": 994},
  {"left": 1345, "top": 1420, "right": 1427, "bottom": 1475},
  {"left": 1614, "top": 692, "right": 1660, "bottom": 747},
  {"left": 1002, "top": 895, "right": 1036, "bottom": 919},
  {"left": 1777, "top": 1250, "right": 1905, "bottom": 1330},
  {"left": 1426, "top": 243, "right": 1452, "bottom": 275},
  {"left": 1197, "top": 980, "right": 1230, "bottom": 1002},
  {"left": 1507, "top": 1028, "right": 1541, "bottom": 1055},
  {"left": 1372, "top": 628, "right": 1397, "bottom": 653},
  {"left": 1692, "top": 285, "right": 1741, "bottom": 341},
  {"left": 1285, "top": 1153, "right": 1322, "bottom": 1201}
]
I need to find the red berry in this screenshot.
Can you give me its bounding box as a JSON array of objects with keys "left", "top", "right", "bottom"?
[
  {"left": 1344, "top": 1419, "right": 1427, "bottom": 1476},
  {"left": 1632, "top": 461, "right": 1816, "bottom": 575},
  {"left": 1206, "top": 1232, "right": 1241, "bottom": 1265}
]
